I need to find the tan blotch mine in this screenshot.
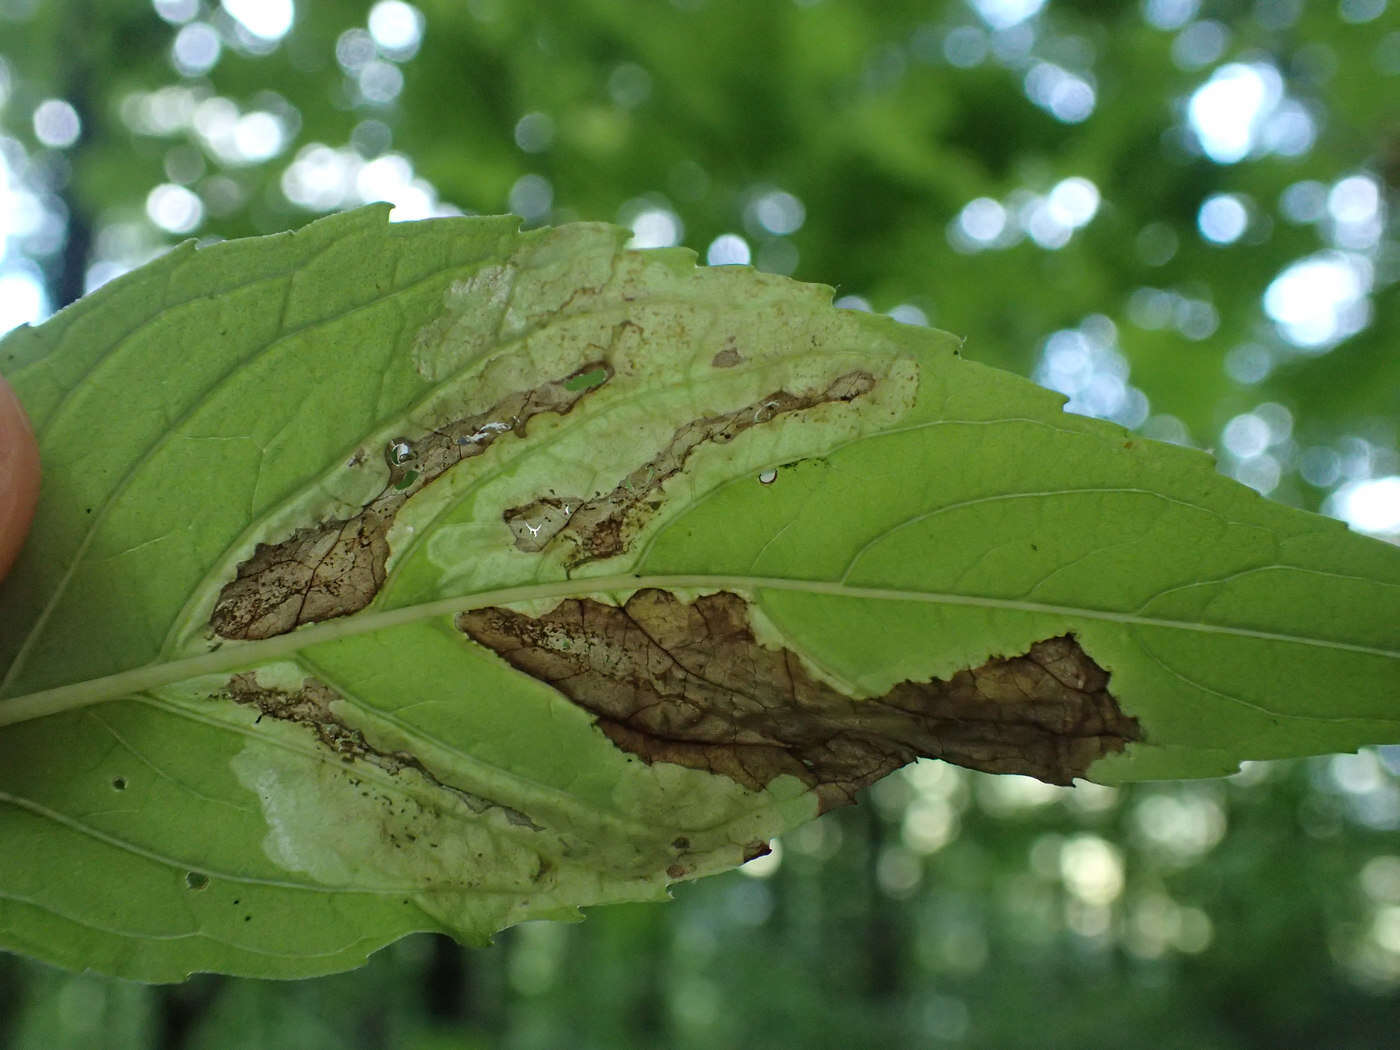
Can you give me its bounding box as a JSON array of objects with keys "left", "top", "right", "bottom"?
[
  {"left": 458, "top": 590, "right": 1142, "bottom": 810},
  {"left": 210, "top": 363, "right": 612, "bottom": 639},
  {"left": 503, "top": 370, "right": 876, "bottom": 565}
]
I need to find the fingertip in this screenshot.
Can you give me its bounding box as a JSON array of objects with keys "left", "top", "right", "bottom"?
[{"left": 0, "top": 373, "right": 40, "bottom": 582}]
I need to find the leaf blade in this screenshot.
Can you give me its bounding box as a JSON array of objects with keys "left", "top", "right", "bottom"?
[{"left": 1, "top": 206, "right": 1396, "bottom": 978}]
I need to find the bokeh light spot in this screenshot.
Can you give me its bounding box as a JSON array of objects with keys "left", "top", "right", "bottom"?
[
  {"left": 1046, "top": 176, "right": 1100, "bottom": 228},
  {"left": 1223, "top": 344, "right": 1272, "bottom": 385},
  {"left": 749, "top": 189, "right": 805, "bottom": 235},
  {"left": 368, "top": 1, "right": 424, "bottom": 58},
  {"left": 1187, "top": 62, "right": 1283, "bottom": 163},
  {"left": 705, "top": 233, "right": 750, "bottom": 265},
  {"left": 888, "top": 303, "right": 929, "bottom": 326},
  {"left": 1035, "top": 319, "right": 1149, "bottom": 427},
  {"left": 358, "top": 60, "right": 404, "bottom": 103},
  {"left": 1279, "top": 180, "right": 1328, "bottom": 224},
  {"left": 222, "top": 0, "right": 294, "bottom": 42},
  {"left": 738, "top": 839, "right": 781, "bottom": 878},
  {"left": 1142, "top": 0, "right": 1200, "bottom": 30},
  {"left": 172, "top": 22, "right": 221, "bottom": 76},
  {"left": 282, "top": 144, "right": 352, "bottom": 209},
  {"left": 232, "top": 112, "right": 284, "bottom": 162},
  {"left": 608, "top": 62, "right": 652, "bottom": 108},
  {"left": 1197, "top": 193, "right": 1248, "bottom": 243},
  {"left": 955, "top": 197, "right": 1006, "bottom": 246},
  {"left": 1340, "top": 0, "right": 1388, "bottom": 23},
  {"left": 942, "top": 25, "right": 989, "bottom": 67},
  {"left": 145, "top": 182, "right": 204, "bottom": 233},
  {"left": 1263, "top": 252, "right": 1372, "bottom": 350},
  {"left": 1171, "top": 20, "right": 1229, "bottom": 70},
  {"left": 626, "top": 207, "right": 682, "bottom": 248},
  {"left": 1024, "top": 62, "right": 1096, "bottom": 122},
  {"left": 336, "top": 28, "right": 376, "bottom": 72},
  {"left": 356, "top": 154, "right": 416, "bottom": 213},
  {"left": 1260, "top": 100, "right": 1316, "bottom": 157},
  {"left": 32, "top": 99, "right": 81, "bottom": 149},
  {"left": 1328, "top": 175, "right": 1379, "bottom": 224},
  {"left": 0, "top": 270, "right": 46, "bottom": 335},
  {"left": 1222, "top": 412, "right": 1271, "bottom": 459},
  {"left": 1327, "top": 174, "right": 1384, "bottom": 250},
  {"left": 153, "top": 0, "right": 199, "bottom": 24},
  {"left": 1329, "top": 476, "right": 1400, "bottom": 535},
  {"left": 351, "top": 118, "right": 392, "bottom": 157},
  {"left": 970, "top": 0, "right": 1047, "bottom": 31},
  {"left": 1059, "top": 835, "right": 1124, "bottom": 905},
  {"left": 513, "top": 112, "right": 554, "bottom": 153}
]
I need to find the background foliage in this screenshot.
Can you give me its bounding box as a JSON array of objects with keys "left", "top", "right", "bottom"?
[{"left": 0, "top": 0, "right": 1397, "bottom": 1046}]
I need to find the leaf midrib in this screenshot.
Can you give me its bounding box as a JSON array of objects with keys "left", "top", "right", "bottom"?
[{"left": 2, "top": 571, "right": 1394, "bottom": 729}]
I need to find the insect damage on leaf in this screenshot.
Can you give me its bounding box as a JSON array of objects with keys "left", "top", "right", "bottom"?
[
  {"left": 218, "top": 671, "right": 540, "bottom": 828},
  {"left": 458, "top": 589, "right": 1143, "bottom": 810},
  {"left": 503, "top": 370, "right": 877, "bottom": 562},
  {"left": 710, "top": 345, "right": 742, "bottom": 368},
  {"left": 209, "top": 363, "right": 612, "bottom": 640},
  {"left": 217, "top": 667, "right": 773, "bottom": 908}
]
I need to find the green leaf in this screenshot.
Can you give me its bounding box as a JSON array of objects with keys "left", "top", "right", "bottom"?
[{"left": 0, "top": 206, "right": 1396, "bottom": 980}]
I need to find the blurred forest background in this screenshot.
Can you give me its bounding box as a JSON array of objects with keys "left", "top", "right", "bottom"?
[{"left": 1, "top": 0, "right": 1399, "bottom": 1047}]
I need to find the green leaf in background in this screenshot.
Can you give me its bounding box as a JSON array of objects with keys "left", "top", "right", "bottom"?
[{"left": 0, "top": 206, "right": 1396, "bottom": 981}]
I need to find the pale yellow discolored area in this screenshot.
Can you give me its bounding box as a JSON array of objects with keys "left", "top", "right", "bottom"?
[
  {"left": 231, "top": 742, "right": 542, "bottom": 891},
  {"left": 411, "top": 263, "right": 518, "bottom": 383},
  {"left": 213, "top": 658, "right": 816, "bottom": 933},
  {"left": 400, "top": 355, "right": 918, "bottom": 602}
]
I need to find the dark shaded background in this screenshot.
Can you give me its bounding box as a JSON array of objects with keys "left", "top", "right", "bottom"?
[{"left": 0, "top": 0, "right": 1398, "bottom": 1046}]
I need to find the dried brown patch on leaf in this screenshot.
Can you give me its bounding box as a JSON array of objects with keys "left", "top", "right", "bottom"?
[
  {"left": 458, "top": 590, "right": 1141, "bottom": 810},
  {"left": 218, "top": 672, "right": 539, "bottom": 827},
  {"left": 222, "top": 672, "right": 387, "bottom": 764},
  {"left": 503, "top": 370, "right": 876, "bottom": 565},
  {"left": 506, "top": 496, "right": 583, "bottom": 553},
  {"left": 210, "top": 363, "right": 612, "bottom": 639}
]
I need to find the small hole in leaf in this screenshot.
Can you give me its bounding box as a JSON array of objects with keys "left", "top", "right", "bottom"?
[
  {"left": 758, "top": 469, "right": 777, "bottom": 485},
  {"left": 185, "top": 871, "right": 210, "bottom": 891},
  {"left": 111, "top": 776, "right": 127, "bottom": 791},
  {"left": 386, "top": 439, "right": 414, "bottom": 466},
  {"left": 394, "top": 469, "right": 420, "bottom": 490},
  {"left": 563, "top": 366, "right": 608, "bottom": 392}
]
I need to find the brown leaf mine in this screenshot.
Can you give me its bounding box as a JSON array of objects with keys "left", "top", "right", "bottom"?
[
  {"left": 218, "top": 672, "right": 539, "bottom": 827},
  {"left": 210, "top": 364, "right": 611, "bottom": 639},
  {"left": 221, "top": 671, "right": 426, "bottom": 774},
  {"left": 458, "top": 590, "right": 1141, "bottom": 810},
  {"left": 503, "top": 370, "right": 876, "bottom": 566}
]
